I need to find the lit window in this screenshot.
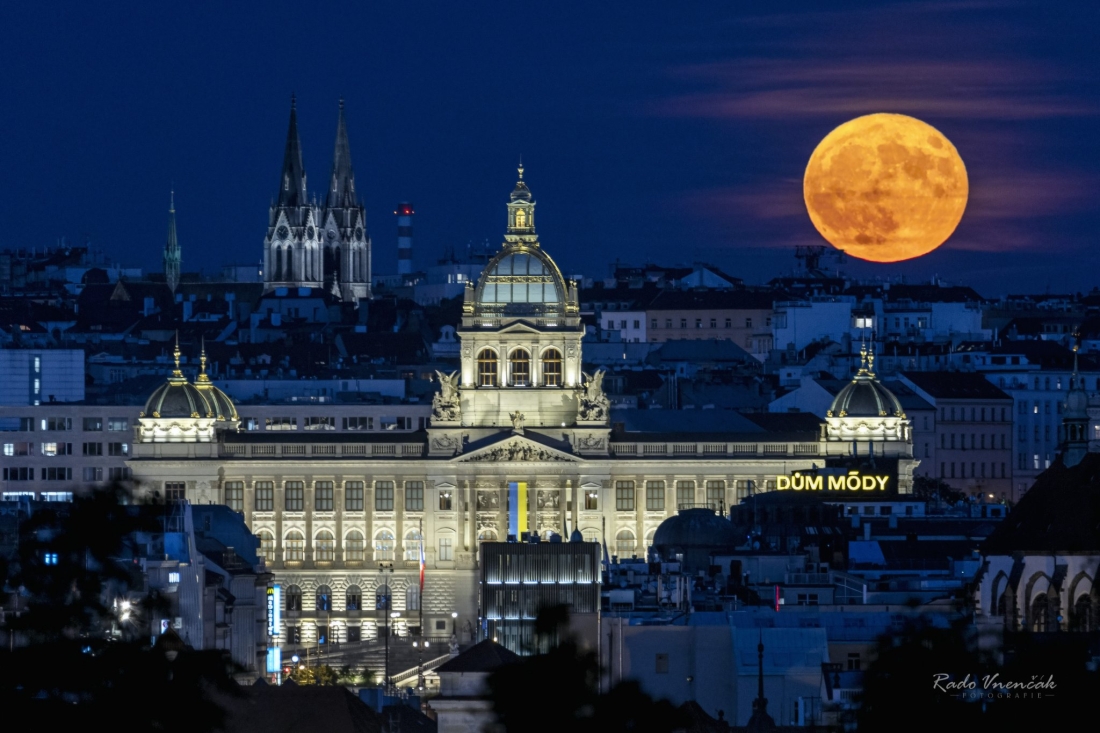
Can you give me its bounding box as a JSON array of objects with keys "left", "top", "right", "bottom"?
[
  {"left": 510, "top": 349, "right": 530, "bottom": 386},
  {"left": 477, "top": 349, "right": 498, "bottom": 386},
  {"left": 542, "top": 348, "right": 562, "bottom": 386}
]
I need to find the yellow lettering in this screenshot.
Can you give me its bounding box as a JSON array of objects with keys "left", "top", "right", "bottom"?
[
  {"left": 806, "top": 476, "right": 823, "bottom": 491},
  {"left": 847, "top": 475, "right": 862, "bottom": 491},
  {"left": 777, "top": 476, "right": 791, "bottom": 491},
  {"left": 876, "top": 476, "right": 889, "bottom": 491},
  {"left": 863, "top": 476, "right": 877, "bottom": 491},
  {"left": 791, "top": 474, "right": 805, "bottom": 491},
  {"left": 828, "top": 476, "right": 845, "bottom": 491}
]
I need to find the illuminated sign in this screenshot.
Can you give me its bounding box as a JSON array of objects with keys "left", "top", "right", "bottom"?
[
  {"left": 775, "top": 471, "right": 890, "bottom": 492},
  {"left": 266, "top": 646, "right": 281, "bottom": 674},
  {"left": 268, "top": 585, "right": 281, "bottom": 637}
]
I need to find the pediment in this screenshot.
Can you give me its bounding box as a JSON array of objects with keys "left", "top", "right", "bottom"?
[
  {"left": 453, "top": 434, "right": 580, "bottom": 463},
  {"left": 496, "top": 321, "right": 544, "bottom": 335}
]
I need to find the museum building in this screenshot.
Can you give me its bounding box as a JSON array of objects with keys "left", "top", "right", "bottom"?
[{"left": 128, "top": 167, "right": 918, "bottom": 646}]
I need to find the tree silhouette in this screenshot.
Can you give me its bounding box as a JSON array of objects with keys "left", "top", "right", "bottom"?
[
  {"left": 487, "top": 605, "right": 686, "bottom": 733},
  {"left": 0, "top": 484, "right": 239, "bottom": 729}
]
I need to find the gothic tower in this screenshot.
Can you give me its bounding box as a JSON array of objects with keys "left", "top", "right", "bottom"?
[
  {"left": 163, "top": 190, "right": 181, "bottom": 293},
  {"left": 320, "top": 100, "right": 372, "bottom": 301},
  {"left": 264, "top": 96, "right": 323, "bottom": 292}
]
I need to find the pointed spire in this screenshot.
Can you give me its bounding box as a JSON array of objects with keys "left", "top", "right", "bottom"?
[
  {"left": 327, "top": 98, "right": 357, "bottom": 209},
  {"left": 518, "top": 156, "right": 524, "bottom": 180},
  {"left": 197, "top": 336, "right": 211, "bottom": 384},
  {"left": 277, "top": 94, "right": 308, "bottom": 208},
  {"left": 164, "top": 189, "right": 181, "bottom": 293},
  {"left": 169, "top": 332, "right": 185, "bottom": 382}
]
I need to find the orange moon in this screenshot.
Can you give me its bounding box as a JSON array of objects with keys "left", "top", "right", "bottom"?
[{"left": 803, "top": 113, "right": 968, "bottom": 263}]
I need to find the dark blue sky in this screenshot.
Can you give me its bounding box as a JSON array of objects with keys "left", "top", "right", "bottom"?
[{"left": 1, "top": 1, "right": 1097, "bottom": 295}]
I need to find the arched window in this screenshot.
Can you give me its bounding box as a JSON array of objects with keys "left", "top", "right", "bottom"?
[
  {"left": 615, "top": 529, "right": 635, "bottom": 558},
  {"left": 316, "top": 585, "right": 332, "bottom": 612},
  {"left": 257, "top": 529, "right": 275, "bottom": 564},
  {"left": 285, "top": 246, "right": 294, "bottom": 280},
  {"left": 405, "top": 530, "right": 423, "bottom": 562},
  {"left": 478, "top": 529, "right": 497, "bottom": 543},
  {"left": 375, "top": 584, "right": 391, "bottom": 615},
  {"left": 510, "top": 349, "right": 530, "bottom": 386},
  {"left": 273, "top": 246, "right": 283, "bottom": 281},
  {"left": 1031, "top": 593, "right": 1050, "bottom": 632},
  {"left": 346, "top": 585, "right": 362, "bottom": 612},
  {"left": 477, "top": 349, "right": 498, "bottom": 387},
  {"left": 542, "top": 348, "right": 562, "bottom": 387},
  {"left": 284, "top": 530, "right": 305, "bottom": 562},
  {"left": 582, "top": 528, "right": 600, "bottom": 544},
  {"left": 406, "top": 584, "right": 421, "bottom": 611},
  {"left": 315, "top": 530, "right": 335, "bottom": 562},
  {"left": 285, "top": 584, "right": 302, "bottom": 612},
  {"left": 345, "top": 529, "right": 365, "bottom": 562},
  {"left": 374, "top": 530, "right": 395, "bottom": 562}
]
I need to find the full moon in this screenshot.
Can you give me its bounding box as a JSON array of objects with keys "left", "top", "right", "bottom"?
[{"left": 803, "top": 113, "right": 968, "bottom": 263}]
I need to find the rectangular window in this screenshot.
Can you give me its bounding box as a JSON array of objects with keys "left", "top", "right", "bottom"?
[
  {"left": 746, "top": 318, "right": 753, "bottom": 328},
  {"left": 709, "top": 318, "right": 717, "bottom": 328},
  {"left": 438, "top": 487, "right": 453, "bottom": 511},
  {"left": 584, "top": 489, "right": 599, "bottom": 511},
  {"left": 345, "top": 481, "right": 364, "bottom": 511},
  {"left": 706, "top": 480, "right": 724, "bottom": 509},
  {"left": 284, "top": 482, "right": 304, "bottom": 511},
  {"left": 107, "top": 417, "right": 128, "bottom": 431},
  {"left": 43, "top": 467, "right": 72, "bottom": 481},
  {"left": 82, "top": 467, "right": 103, "bottom": 482},
  {"left": 41, "top": 442, "right": 72, "bottom": 456},
  {"left": 439, "top": 536, "right": 454, "bottom": 561},
  {"left": 342, "top": 417, "right": 373, "bottom": 431},
  {"left": 405, "top": 481, "right": 425, "bottom": 511},
  {"left": 680, "top": 318, "right": 687, "bottom": 329},
  {"left": 315, "top": 481, "right": 334, "bottom": 511},
  {"left": 695, "top": 318, "right": 702, "bottom": 329},
  {"left": 633, "top": 320, "right": 640, "bottom": 329},
  {"left": 347, "top": 626, "right": 361, "bottom": 643},
  {"left": 847, "top": 653, "right": 861, "bottom": 671},
  {"left": 615, "top": 481, "right": 635, "bottom": 511},
  {"left": 676, "top": 480, "right": 694, "bottom": 508},
  {"left": 3, "top": 468, "right": 33, "bottom": 481},
  {"left": 265, "top": 417, "right": 297, "bottom": 431},
  {"left": 375, "top": 481, "right": 395, "bottom": 511},
  {"left": 304, "top": 416, "right": 335, "bottom": 431},
  {"left": 165, "top": 481, "right": 186, "bottom": 502},
  {"left": 82, "top": 442, "right": 102, "bottom": 456},
  {"left": 108, "top": 442, "right": 129, "bottom": 457},
  {"left": 646, "top": 481, "right": 665, "bottom": 511},
  {"left": 255, "top": 482, "right": 274, "bottom": 511},
  {"left": 651, "top": 318, "right": 658, "bottom": 329},
  {"left": 83, "top": 417, "right": 103, "bottom": 431},
  {"left": 725, "top": 318, "right": 732, "bottom": 328},
  {"left": 665, "top": 319, "right": 672, "bottom": 329},
  {"left": 43, "top": 417, "right": 72, "bottom": 431},
  {"left": 224, "top": 481, "right": 244, "bottom": 512}
]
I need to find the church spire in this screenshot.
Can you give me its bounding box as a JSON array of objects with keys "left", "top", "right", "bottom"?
[
  {"left": 327, "top": 98, "right": 357, "bottom": 209},
  {"left": 163, "top": 189, "right": 181, "bottom": 293},
  {"left": 277, "top": 94, "right": 308, "bottom": 208}
]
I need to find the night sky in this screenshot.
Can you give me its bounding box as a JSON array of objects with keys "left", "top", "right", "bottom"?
[{"left": 1, "top": 1, "right": 1097, "bottom": 295}]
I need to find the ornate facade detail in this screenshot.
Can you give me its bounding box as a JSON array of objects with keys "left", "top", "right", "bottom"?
[
  {"left": 578, "top": 371, "right": 610, "bottom": 422},
  {"left": 576, "top": 434, "right": 606, "bottom": 451},
  {"left": 462, "top": 438, "right": 575, "bottom": 463},
  {"left": 431, "top": 370, "right": 462, "bottom": 421},
  {"left": 430, "top": 433, "right": 462, "bottom": 452},
  {"left": 476, "top": 491, "right": 501, "bottom": 510}
]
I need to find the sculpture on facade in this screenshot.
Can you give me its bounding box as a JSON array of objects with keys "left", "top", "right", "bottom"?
[
  {"left": 579, "top": 370, "right": 610, "bottom": 422},
  {"left": 509, "top": 411, "right": 525, "bottom": 434},
  {"left": 432, "top": 370, "right": 461, "bottom": 421}
]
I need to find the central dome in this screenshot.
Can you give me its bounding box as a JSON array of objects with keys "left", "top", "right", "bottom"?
[
  {"left": 143, "top": 376, "right": 212, "bottom": 419},
  {"left": 827, "top": 347, "right": 904, "bottom": 418},
  {"left": 475, "top": 247, "right": 565, "bottom": 312}
]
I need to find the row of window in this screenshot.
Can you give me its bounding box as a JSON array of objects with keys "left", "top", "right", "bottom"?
[
  {"left": 0, "top": 417, "right": 129, "bottom": 432},
  {"left": 2, "top": 467, "right": 73, "bottom": 481},
  {"left": 236, "top": 480, "right": 432, "bottom": 513},
  {"left": 477, "top": 348, "right": 561, "bottom": 387},
  {"left": 281, "top": 583, "right": 420, "bottom": 614},
  {"left": 260, "top": 528, "right": 446, "bottom": 564},
  {"left": 941, "top": 407, "right": 1008, "bottom": 423},
  {"left": 939, "top": 433, "right": 1007, "bottom": 451},
  {"left": 2, "top": 441, "right": 128, "bottom": 457},
  {"left": 614, "top": 480, "right": 726, "bottom": 512},
  {"left": 940, "top": 462, "right": 1007, "bottom": 480},
  {"left": 648, "top": 317, "right": 766, "bottom": 330}
]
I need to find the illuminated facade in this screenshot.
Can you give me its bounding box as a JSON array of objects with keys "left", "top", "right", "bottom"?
[{"left": 129, "top": 168, "right": 917, "bottom": 647}]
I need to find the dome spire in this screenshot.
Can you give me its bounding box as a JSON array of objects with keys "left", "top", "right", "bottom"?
[
  {"left": 518, "top": 156, "right": 524, "bottom": 180},
  {"left": 170, "top": 332, "right": 185, "bottom": 381},
  {"left": 197, "top": 337, "right": 210, "bottom": 384}
]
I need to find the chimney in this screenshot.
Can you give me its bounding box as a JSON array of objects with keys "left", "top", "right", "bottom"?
[{"left": 396, "top": 202, "right": 414, "bottom": 277}]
